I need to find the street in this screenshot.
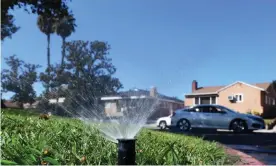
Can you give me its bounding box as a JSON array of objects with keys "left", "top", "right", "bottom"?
[{"left": 145, "top": 124, "right": 276, "bottom": 165}]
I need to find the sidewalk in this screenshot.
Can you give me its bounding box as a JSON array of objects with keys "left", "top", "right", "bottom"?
[
  {"left": 227, "top": 144, "right": 276, "bottom": 165},
  {"left": 227, "top": 145, "right": 276, "bottom": 154},
  {"left": 254, "top": 126, "right": 276, "bottom": 133}
]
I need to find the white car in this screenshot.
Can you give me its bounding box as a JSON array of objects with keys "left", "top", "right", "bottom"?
[{"left": 156, "top": 115, "right": 172, "bottom": 130}]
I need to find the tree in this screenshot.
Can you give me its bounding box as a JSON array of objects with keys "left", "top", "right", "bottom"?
[
  {"left": 37, "top": 14, "right": 56, "bottom": 93},
  {"left": 64, "top": 40, "right": 122, "bottom": 93},
  {"left": 1, "top": 14, "right": 20, "bottom": 41},
  {"left": 55, "top": 14, "right": 76, "bottom": 69},
  {"left": 272, "top": 80, "right": 276, "bottom": 95},
  {"left": 39, "top": 63, "right": 71, "bottom": 99},
  {"left": 1, "top": 55, "right": 40, "bottom": 106},
  {"left": 57, "top": 40, "right": 123, "bottom": 116},
  {"left": 1, "top": 0, "right": 71, "bottom": 41}
]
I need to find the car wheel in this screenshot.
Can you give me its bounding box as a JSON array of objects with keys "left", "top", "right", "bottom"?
[
  {"left": 159, "top": 121, "right": 167, "bottom": 130},
  {"left": 231, "top": 120, "right": 248, "bottom": 133},
  {"left": 177, "top": 119, "right": 191, "bottom": 132}
]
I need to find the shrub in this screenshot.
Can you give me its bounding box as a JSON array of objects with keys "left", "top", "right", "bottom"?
[
  {"left": 246, "top": 109, "right": 261, "bottom": 116},
  {"left": 251, "top": 109, "right": 261, "bottom": 116},
  {"left": 1, "top": 109, "right": 235, "bottom": 165}
]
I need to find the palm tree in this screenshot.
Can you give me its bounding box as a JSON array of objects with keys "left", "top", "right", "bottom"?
[
  {"left": 55, "top": 14, "right": 76, "bottom": 69},
  {"left": 37, "top": 15, "right": 56, "bottom": 93}
]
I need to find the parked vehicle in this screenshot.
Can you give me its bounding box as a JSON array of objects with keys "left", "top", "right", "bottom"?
[
  {"left": 156, "top": 115, "right": 172, "bottom": 130},
  {"left": 170, "top": 104, "right": 265, "bottom": 133}
]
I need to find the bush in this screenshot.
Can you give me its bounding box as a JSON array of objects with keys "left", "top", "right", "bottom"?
[
  {"left": 251, "top": 110, "right": 261, "bottom": 116},
  {"left": 1, "top": 109, "right": 235, "bottom": 165},
  {"left": 246, "top": 109, "right": 261, "bottom": 116}
]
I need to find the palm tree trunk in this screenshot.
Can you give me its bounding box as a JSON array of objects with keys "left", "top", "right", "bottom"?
[
  {"left": 47, "top": 34, "right": 51, "bottom": 72},
  {"left": 61, "top": 37, "right": 66, "bottom": 69},
  {"left": 46, "top": 34, "right": 51, "bottom": 93}
]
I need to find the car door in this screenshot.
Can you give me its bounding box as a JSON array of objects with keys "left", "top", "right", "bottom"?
[
  {"left": 205, "top": 106, "right": 230, "bottom": 129},
  {"left": 190, "top": 106, "right": 211, "bottom": 128},
  {"left": 185, "top": 107, "right": 202, "bottom": 127}
]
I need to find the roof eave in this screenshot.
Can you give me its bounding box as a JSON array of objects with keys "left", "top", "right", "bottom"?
[
  {"left": 216, "top": 81, "right": 265, "bottom": 93},
  {"left": 101, "top": 95, "right": 184, "bottom": 104},
  {"left": 185, "top": 92, "right": 218, "bottom": 96},
  {"left": 101, "top": 96, "right": 148, "bottom": 100}
]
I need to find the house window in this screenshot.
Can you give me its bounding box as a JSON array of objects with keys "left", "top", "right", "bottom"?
[
  {"left": 234, "top": 94, "right": 243, "bottom": 102},
  {"left": 211, "top": 96, "right": 216, "bottom": 104},
  {"left": 200, "top": 97, "right": 210, "bottom": 104}
]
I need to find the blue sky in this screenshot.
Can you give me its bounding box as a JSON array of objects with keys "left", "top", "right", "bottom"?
[{"left": 1, "top": 0, "right": 276, "bottom": 100}]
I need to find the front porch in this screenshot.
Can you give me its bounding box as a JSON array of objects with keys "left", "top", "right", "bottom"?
[{"left": 185, "top": 94, "right": 218, "bottom": 106}]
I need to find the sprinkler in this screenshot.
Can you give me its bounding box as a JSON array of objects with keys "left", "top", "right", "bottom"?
[{"left": 117, "top": 139, "right": 136, "bottom": 165}]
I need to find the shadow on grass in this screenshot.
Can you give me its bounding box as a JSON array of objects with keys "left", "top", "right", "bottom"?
[{"left": 153, "top": 128, "right": 276, "bottom": 146}]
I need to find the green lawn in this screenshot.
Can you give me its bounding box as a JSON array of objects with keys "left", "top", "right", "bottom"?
[{"left": 1, "top": 109, "right": 239, "bottom": 165}]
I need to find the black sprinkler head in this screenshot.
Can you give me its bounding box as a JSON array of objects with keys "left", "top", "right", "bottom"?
[{"left": 117, "top": 138, "right": 136, "bottom": 165}]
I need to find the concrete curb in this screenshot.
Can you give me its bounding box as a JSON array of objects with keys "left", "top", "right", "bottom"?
[
  {"left": 223, "top": 145, "right": 265, "bottom": 165},
  {"left": 227, "top": 144, "right": 276, "bottom": 154}
]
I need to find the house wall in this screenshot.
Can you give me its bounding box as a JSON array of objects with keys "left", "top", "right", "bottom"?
[
  {"left": 185, "top": 98, "right": 194, "bottom": 106},
  {"left": 218, "top": 82, "right": 264, "bottom": 114},
  {"left": 104, "top": 101, "right": 121, "bottom": 116},
  {"left": 103, "top": 99, "right": 184, "bottom": 119},
  {"left": 149, "top": 101, "right": 184, "bottom": 119}
]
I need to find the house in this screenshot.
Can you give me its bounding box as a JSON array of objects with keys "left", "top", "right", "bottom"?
[
  {"left": 101, "top": 87, "right": 184, "bottom": 119},
  {"left": 48, "top": 97, "right": 66, "bottom": 104},
  {"left": 2, "top": 100, "right": 22, "bottom": 109},
  {"left": 23, "top": 101, "right": 40, "bottom": 109},
  {"left": 185, "top": 80, "right": 276, "bottom": 118}
]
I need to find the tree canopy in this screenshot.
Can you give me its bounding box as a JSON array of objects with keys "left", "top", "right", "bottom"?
[
  {"left": 272, "top": 80, "right": 276, "bottom": 95},
  {"left": 1, "top": 0, "right": 71, "bottom": 40},
  {"left": 1, "top": 55, "right": 40, "bottom": 105},
  {"left": 47, "top": 40, "right": 123, "bottom": 115}
]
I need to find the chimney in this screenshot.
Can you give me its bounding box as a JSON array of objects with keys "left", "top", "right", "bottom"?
[
  {"left": 150, "top": 86, "right": 157, "bottom": 97},
  {"left": 192, "top": 80, "right": 198, "bottom": 92}
]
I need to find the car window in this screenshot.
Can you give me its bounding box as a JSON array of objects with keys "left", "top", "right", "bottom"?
[
  {"left": 209, "top": 106, "right": 226, "bottom": 113},
  {"left": 193, "top": 106, "right": 221, "bottom": 113},
  {"left": 187, "top": 108, "right": 196, "bottom": 112},
  {"left": 203, "top": 106, "right": 213, "bottom": 113},
  {"left": 208, "top": 106, "right": 218, "bottom": 113},
  {"left": 214, "top": 107, "right": 224, "bottom": 113},
  {"left": 192, "top": 106, "right": 209, "bottom": 113}
]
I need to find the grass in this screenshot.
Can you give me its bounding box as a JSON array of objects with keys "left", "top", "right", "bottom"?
[{"left": 1, "top": 109, "right": 238, "bottom": 165}]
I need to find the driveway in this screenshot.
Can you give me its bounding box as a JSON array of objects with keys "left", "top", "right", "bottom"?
[{"left": 145, "top": 125, "right": 276, "bottom": 164}]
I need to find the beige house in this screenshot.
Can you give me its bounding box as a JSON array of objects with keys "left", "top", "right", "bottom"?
[
  {"left": 185, "top": 80, "right": 276, "bottom": 118},
  {"left": 101, "top": 87, "right": 184, "bottom": 119}
]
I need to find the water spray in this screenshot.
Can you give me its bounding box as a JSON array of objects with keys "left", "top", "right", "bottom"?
[
  {"left": 52, "top": 88, "right": 159, "bottom": 165},
  {"left": 117, "top": 139, "right": 136, "bottom": 165}
]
